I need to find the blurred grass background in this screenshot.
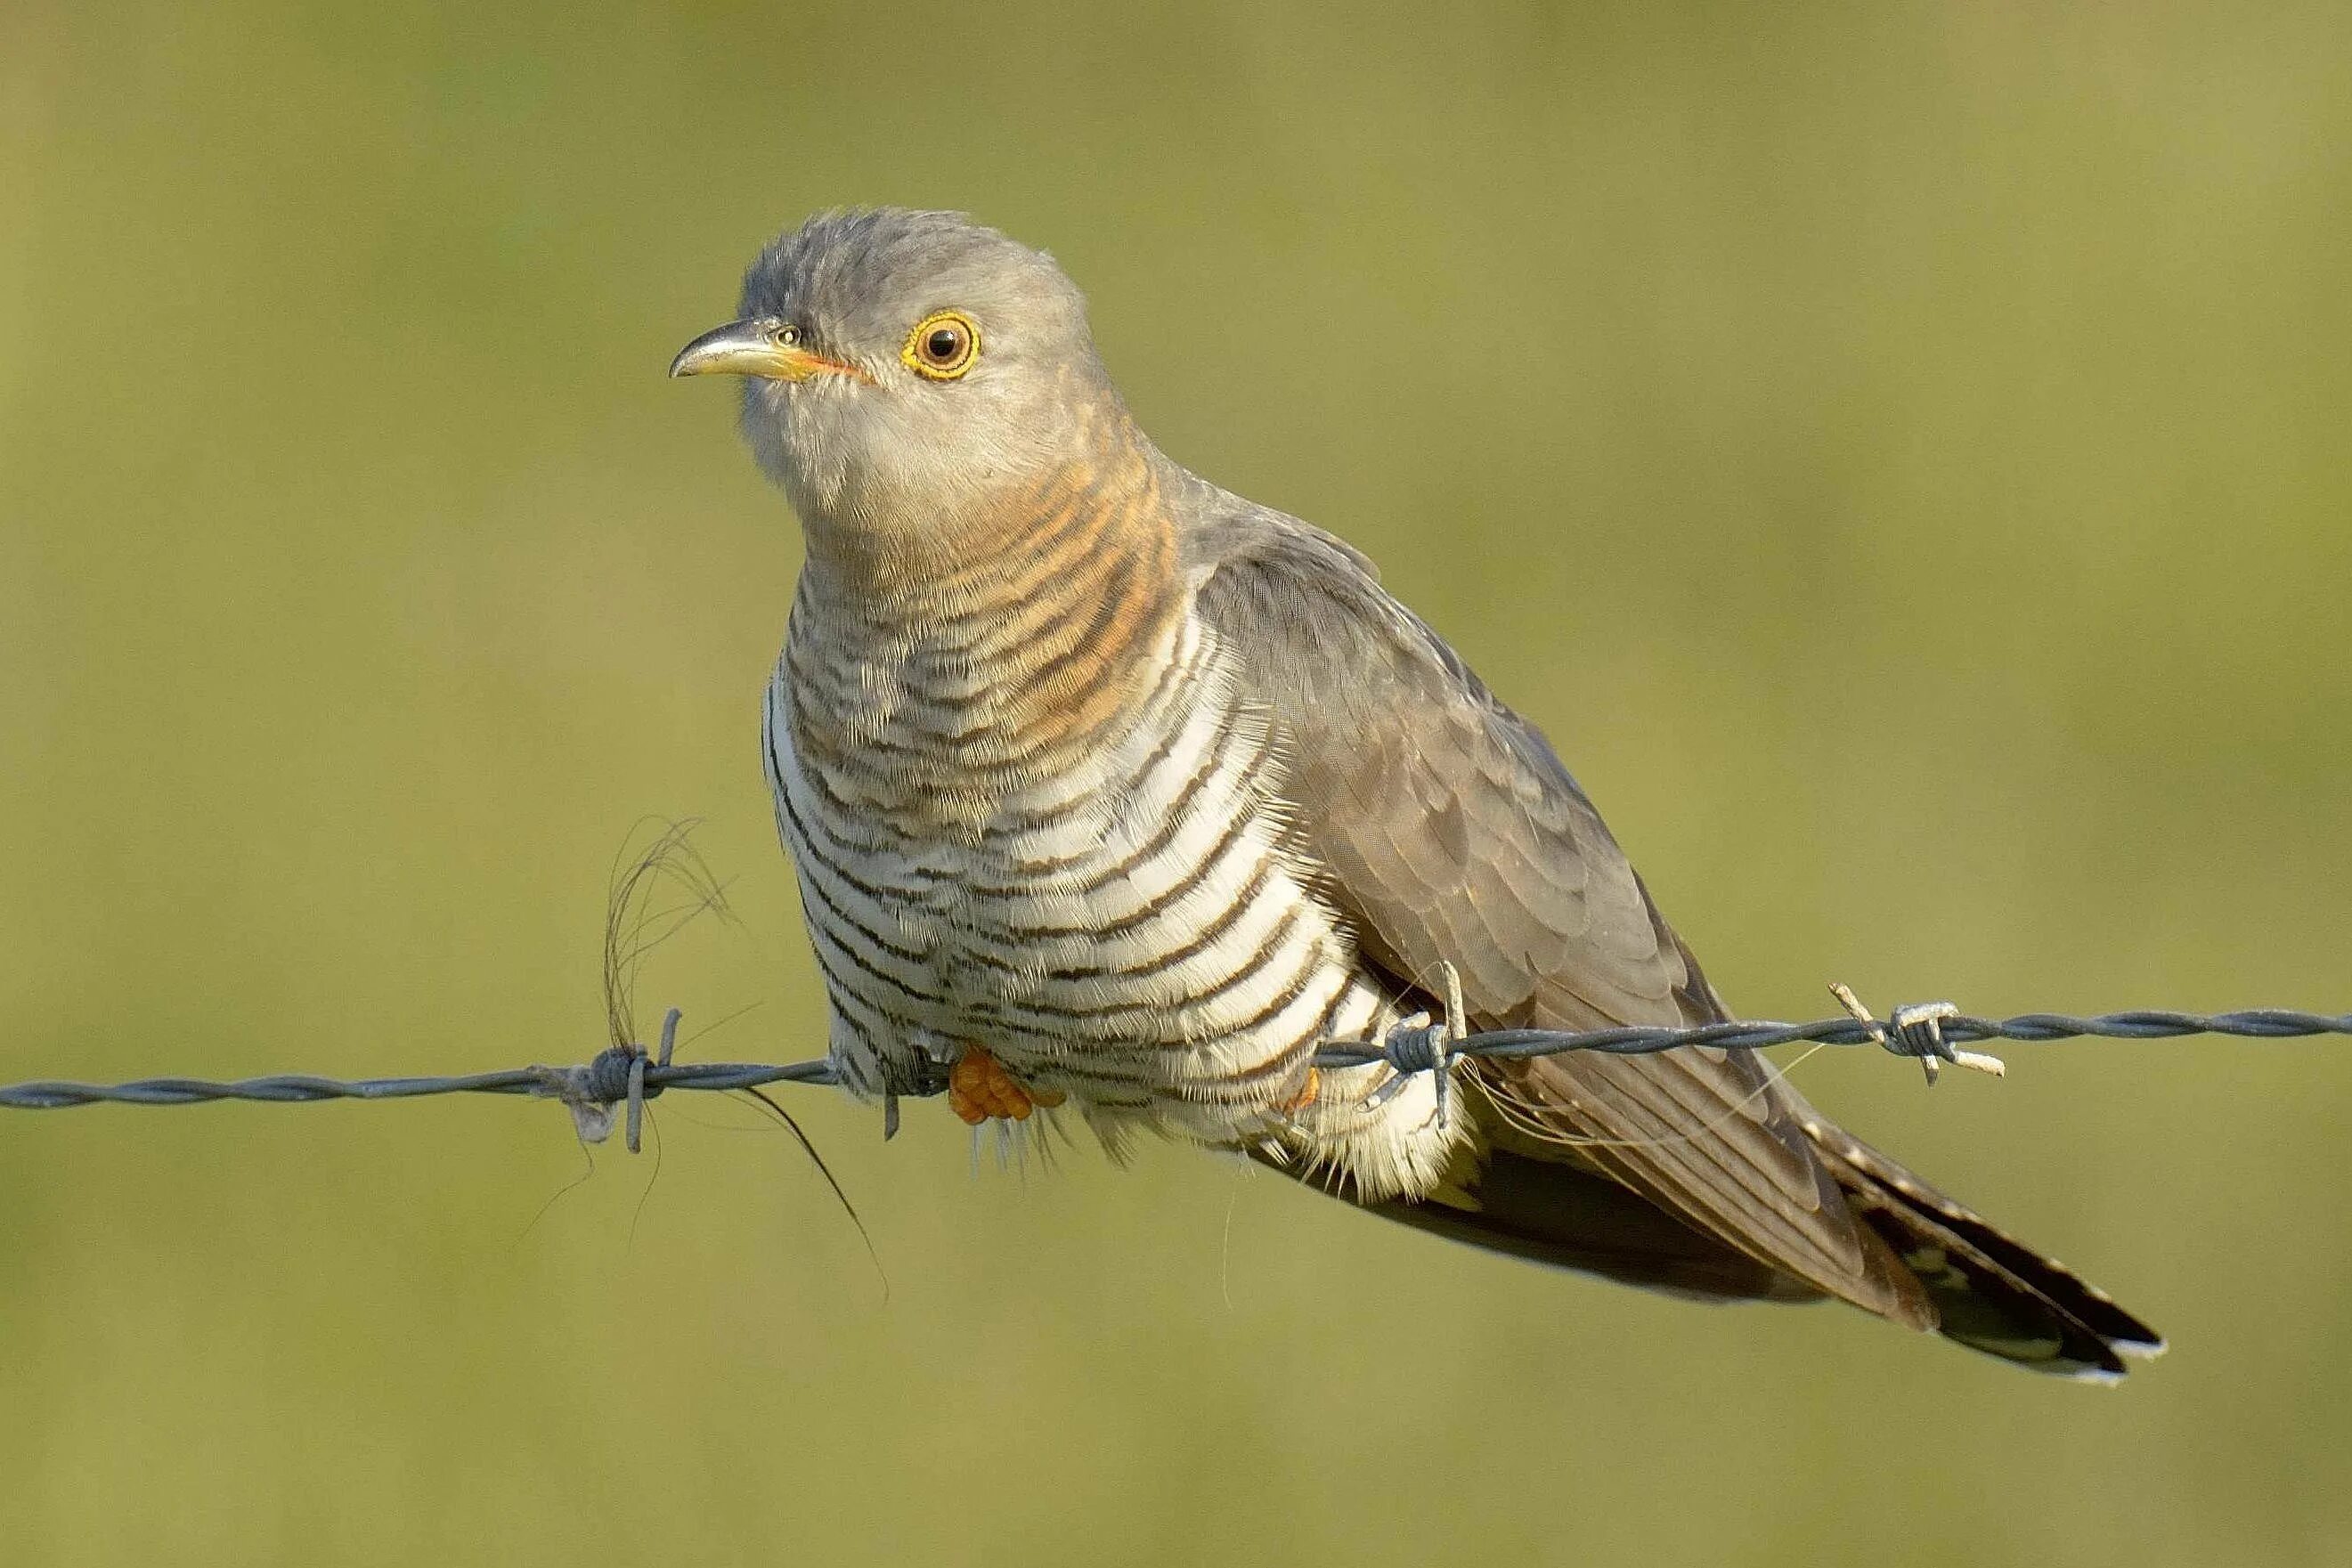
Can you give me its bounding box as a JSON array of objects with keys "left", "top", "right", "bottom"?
[{"left": 4, "top": 1, "right": 2349, "bottom": 1563}]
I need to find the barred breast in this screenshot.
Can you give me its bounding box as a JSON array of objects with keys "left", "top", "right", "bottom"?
[{"left": 764, "top": 573, "right": 1465, "bottom": 1198}]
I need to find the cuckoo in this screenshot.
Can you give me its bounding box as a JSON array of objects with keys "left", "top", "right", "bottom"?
[{"left": 671, "top": 207, "right": 2161, "bottom": 1377}]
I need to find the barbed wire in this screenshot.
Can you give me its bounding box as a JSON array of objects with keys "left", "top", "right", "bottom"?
[{"left": 4, "top": 988, "right": 2346, "bottom": 1150}]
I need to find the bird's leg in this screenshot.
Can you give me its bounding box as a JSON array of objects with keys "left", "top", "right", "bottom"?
[{"left": 948, "top": 1047, "right": 1065, "bottom": 1125}]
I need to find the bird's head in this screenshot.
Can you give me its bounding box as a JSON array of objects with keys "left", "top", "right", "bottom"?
[{"left": 671, "top": 208, "right": 1119, "bottom": 560}]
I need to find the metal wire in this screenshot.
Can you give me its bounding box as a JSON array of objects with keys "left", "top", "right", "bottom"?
[
  {"left": 4, "top": 1004, "right": 2346, "bottom": 1133},
  {"left": 0, "top": 1055, "right": 838, "bottom": 1112}
]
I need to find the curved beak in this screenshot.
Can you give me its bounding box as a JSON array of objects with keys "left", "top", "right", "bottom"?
[{"left": 669, "top": 318, "right": 842, "bottom": 381}]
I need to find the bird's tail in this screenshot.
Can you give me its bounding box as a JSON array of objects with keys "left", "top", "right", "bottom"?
[
  {"left": 1366, "top": 1109, "right": 2164, "bottom": 1379},
  {"left": 1800, "top": 1120, "right": 2166, "bottom": 1379}
]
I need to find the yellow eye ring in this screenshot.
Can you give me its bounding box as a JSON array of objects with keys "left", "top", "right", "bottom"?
[{"left": 902, "top": 310, "right": 981, "bottom": 380}]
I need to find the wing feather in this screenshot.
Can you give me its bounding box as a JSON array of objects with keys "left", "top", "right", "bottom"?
[{"left": 1185, "top": 492, "right": 1929, "bottom": 1321}]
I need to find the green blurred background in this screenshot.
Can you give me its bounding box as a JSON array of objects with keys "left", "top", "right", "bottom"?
[{"left": 4, "top": 2, "right": 2349, "bottom": 1564}]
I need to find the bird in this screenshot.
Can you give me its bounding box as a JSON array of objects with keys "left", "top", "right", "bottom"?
[{"left": 670, "top": 207, "right": 2162, "bottom": 1378}]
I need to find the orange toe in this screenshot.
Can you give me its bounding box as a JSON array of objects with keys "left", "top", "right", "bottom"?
[{"left": 948, "top": 1049, "right": 1059, "bottom": 1125}]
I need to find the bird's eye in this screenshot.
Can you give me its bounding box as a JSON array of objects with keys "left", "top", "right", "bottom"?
[
  {"left": 902, "top": 310, "right": 980, "bottom": 380},
  {"left": 771, "top": 322, "right": 802, "bottom": 348}
]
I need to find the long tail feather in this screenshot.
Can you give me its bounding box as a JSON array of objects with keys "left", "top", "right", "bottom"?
[{"left": 1802, "top": 1119, "right": 2165, "bottom": 1379}]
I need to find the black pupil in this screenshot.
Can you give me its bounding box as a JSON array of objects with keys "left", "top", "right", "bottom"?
[{"left": 925, "top": 327, "right": 962, "bottom": 362}]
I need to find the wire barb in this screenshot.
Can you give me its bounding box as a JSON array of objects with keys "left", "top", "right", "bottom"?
[
  {"left": 1363, "top": 959, "right": 1471, "bottom": 1125},
  {"left": 529, "top": 1007, "right": 684, "bottom": 1150},
  {"left": 1828, "top": 983, "right": 2006, "bottom": 1085}
]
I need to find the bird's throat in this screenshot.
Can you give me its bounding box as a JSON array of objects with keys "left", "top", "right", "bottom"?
[{"left": 785, "top": 440, "right": 1187, "bottom": 806}]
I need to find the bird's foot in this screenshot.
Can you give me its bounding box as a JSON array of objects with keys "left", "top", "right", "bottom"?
[{"left": 948, "top": 1048, "right": 1064, "bottom": 1125}]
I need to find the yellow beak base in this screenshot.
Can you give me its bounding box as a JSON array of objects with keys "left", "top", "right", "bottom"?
[{"left": 669, "top": 318, "right": 848, "bottom": 382}]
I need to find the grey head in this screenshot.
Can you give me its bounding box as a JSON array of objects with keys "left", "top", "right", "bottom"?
[{"left": 671, "top": 208, "right": 1122, "bottom": 546}]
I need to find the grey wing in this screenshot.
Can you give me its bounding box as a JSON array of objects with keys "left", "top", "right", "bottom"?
[{"left": 1185, "top": 494, "right": 1930, "bottom": 1322}]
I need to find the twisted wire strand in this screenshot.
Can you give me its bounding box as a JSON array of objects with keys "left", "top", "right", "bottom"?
[
  {"left": 0, "top": 1058, "right": 838, "bottom": 1111},
  {"left": 4, "top": 1008, "right": 2346, "bottom": 1117},
  {"left": 1314, "top": 1008, "right": 2352, "bottom": 1066}
]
